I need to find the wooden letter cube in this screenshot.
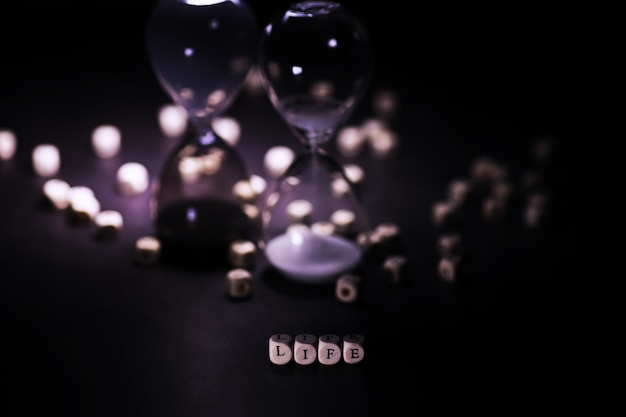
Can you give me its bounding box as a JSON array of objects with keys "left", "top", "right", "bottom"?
[
  {"left": 226, "top": 269, "right": 252, "bottom": 299},
  {"left": 343, "top": 334, "right": 365, "bottom": 364},
  {"left": 294, "top": 334, "right": 317, "bottom": 365},
  {"left": 335, "top": 274, "right": 360, "bottom": 303},
  {"left": 269, "top": 334, "right": 292, "bottom": 365},
  {"left": 318, "top": 334, "right": 341, "bottom": 365}
]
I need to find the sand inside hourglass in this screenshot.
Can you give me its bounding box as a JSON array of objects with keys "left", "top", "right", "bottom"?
[{"left": 265, "top": 228, "right": 361, "bottom": 282}]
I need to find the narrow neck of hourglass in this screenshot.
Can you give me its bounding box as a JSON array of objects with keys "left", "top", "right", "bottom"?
[{"left": 303, "top": 142, "right": 328, "bottom": 155}]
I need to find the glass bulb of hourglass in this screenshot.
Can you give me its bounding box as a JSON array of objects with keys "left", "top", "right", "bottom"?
[
  {"left": 145, "top": 0, "right": 259, "bottom": 268},
  {"left": 258, "top": 1, "right": 375, "bottom": 284}
]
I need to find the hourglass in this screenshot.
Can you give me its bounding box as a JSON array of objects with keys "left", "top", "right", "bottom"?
[
  {"left": 145, "top": 0, "right": 259, "bottom": 267},
  {"left": 258, "top": 1, "right": 375, "bottom": 284}
]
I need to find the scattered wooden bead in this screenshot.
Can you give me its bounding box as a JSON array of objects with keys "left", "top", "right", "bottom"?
[
  {"left": 437, "top": 233, "right": 462, "bottom": 256},
  {"left": 470, "top": 156, "right": 508, "bottom": 183},
  {"left": 0, "top": 129, "right": 17, "bottom": 161},
  {"left": 134, "top": 235, "right": 161, "bottom": 266},
  {"left": 233, "top": 179, "right": 256, "bottom": 203},
  {"left": 335, "top": 273, "right": 360, "bottom": 303},
  {"left": 211, "top": 116, "right": 241, "bottom": 147},
  {"left": 91, "top": 124, "right": 121, "bottom": 159},
  {"left": 382, "top": 255, "right": 407, "bottom": 285},
  {"left": 438, "top": 254, "right": 462, "bottom": 283},
  {"left": 431, "top": 200, "right": 456, "bottom": 226},
  {"left": 158, "top": 103, "right": 188, "bottom": 138},
  {"left": 228, "top": 239, "right": 257, "bottom": 269},
  {"left": 372, "top": 88, "right": 399, "bottom": 120},
  {"left": 369, "top": 128, "right": 398, "bottom": 159},
  {"left": 330, "top": 209, "right": 356, "bottom": 235},
  {"left": 32, "top": 144, "right": 61, "bottom": 177},
  {"left": 482, "top": 195, "right": 507, "bottom": 221},
  {"left": 311, "top": 221, "right": 335, "bottom": 236},
  {"left": 43, "top": 178, "right": 71, "bottom": 210},
  {"left": 68, "top": 186, "right": 100, "bottom": 224},
  {"left": 226, "top": 268, "right": 252, "bottom": 299},
  {"left": 336, "top": 125, "right": 366, "bottom": 158},
  {"left": 343, "top": 163, "right": 365, "bottom": 185},
  {"left": 523, "top": 191, "right": 549, "bottom": 228},
  {"left": 264, "top": 146, "right": 295, "bottom": 178},
  {"left": 94, "top": 209, "right": 123, "bottom": 239},
  {"left": 116, "top": 162, "right": 149, "bottom": 196},
  {"left": 286, "top": 199, "right": 313, "bottom": 224},
  {"left": 446, "top": 178, "right": 473, "bottom": 206}
]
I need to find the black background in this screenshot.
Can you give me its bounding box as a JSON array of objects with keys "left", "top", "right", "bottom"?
[{"left": 0, "top": 1, "right": 614, "bottom": 415}]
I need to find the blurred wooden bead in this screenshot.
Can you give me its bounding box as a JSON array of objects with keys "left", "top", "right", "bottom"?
[
  {"left": 233, "top": 179, "right": 256, "bottom": 203},
  {"left": 372, "top": 88, "right": 398, "bottom": 119},
  {"left": 335, "top": 274, "right": 360, "bottom": 303},
  {"left": 431, "top": 200, "right": 456, "bottom": 226},
  {"left": 383, "top": 255, "right": 407, "bottom": 285},
  {"left": 375, "top": 222, "right": 400, "bottom": 243},
  {"left": 91, "top": 124, "right": 121, "bottom": 159},
  {"left": 318, "top": 334, "right": 342, "bottom": 365},
  {"left": 226, "top": 268, "right": 252, "bottom": 299},
  {"left": 264, "top": 146, "right": 295, "bottom": 178},
  {"left": 228, "top": 239, "right": 256, "bottom": 269},
  {"left": 42, "top": 178, "right": 71, "bottom": 209},
  {"left": 336, "top": 125, "right": 366, "bottom": 158},
  {"left": 438, "top": 254, "right": 462, "bottom": 283},
  {"left": 343, "top": 334, "right": 365, "bottom": 364},
  {"left": 369, "top": 128, "right": 398, "bottom": 159},
  {"left": 470, "top": 156, "right": 507, "bottom": 183},
  {"left": 311, "top": 221, "right": 335, "bottom": 236},
  {"left": 523, "top": 191, "right": 549, "bottom": 228},
  {"left": 446, "top": 178, "right": 473, "bottom": 206},
  {"left": 482, "top": 195, "right": 507, "bottom": 221},
  {"left": 294, "top": 334, "right": 317, "bottom": 365},
  {"left": 68, "top": 186, "right": 100, "bottom": 224},
  {"left": 330, "top": 209, "right": 356, "bottom": 235},
  {"left": 94, "top": 209, "right": 123, "bottom": 239},
  {"left": 32, "top": 144, "right": 60, "bottom": 177},
  {"left": 158, "top": 103, "right": 188, "bottom": 138},
  {"left": 343, "top": 163, "right": 365, "bottom": 185},
  {"left": 437, "top": 233, "right": 462, "bottom": 256},
  {"left": 269, "top": 334, "right": 293, "bottom": 365},
  {"left": 286, "top": 199, "right": 313, "bottom": 224},
  {"left": 134, "top": 236, "right": 161, "bottom": 266},
  {"left": 116, "top": 162, "right": 149, "bottom": 196},
  {"left": 211, "top": 116, "right": 241, "bottom": 147},
  {"left": 0, "top": 129, "right": 17, "bottom": 160}
]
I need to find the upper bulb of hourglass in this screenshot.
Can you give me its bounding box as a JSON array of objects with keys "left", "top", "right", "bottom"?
[
  {"left": 258, "top": 1, "right": 375, "bottom": 148},
  {"left": 146, "top": 0, "right": 258, "bottom": 129}
]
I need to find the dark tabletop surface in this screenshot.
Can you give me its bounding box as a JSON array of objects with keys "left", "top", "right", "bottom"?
[{"left": 0, "top": 1, "right": 616, "bottom": 415}]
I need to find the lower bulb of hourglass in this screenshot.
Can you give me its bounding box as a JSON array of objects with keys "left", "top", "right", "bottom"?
[
  {"left": 261, "top": 151, "right": 369, "bottom": 284},
  {"left": 150, "top": 128, "right": 260, "bottom": 268}
]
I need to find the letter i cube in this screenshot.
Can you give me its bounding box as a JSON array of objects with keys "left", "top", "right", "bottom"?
[{"left": 294, "top": 334, "right": 317, "bottom": 365}]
